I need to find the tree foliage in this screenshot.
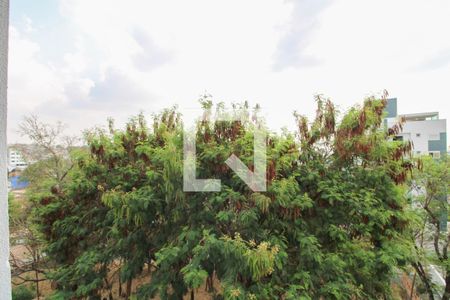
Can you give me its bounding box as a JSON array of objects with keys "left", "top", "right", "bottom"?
[
  {"left": 36, "top": 95, "right": 417, "bottom": 299},
  {"left": 409, "top": 155, "right": 449, "bottom": 299}
]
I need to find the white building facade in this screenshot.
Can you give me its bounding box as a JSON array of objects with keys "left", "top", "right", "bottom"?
[
  {"left": 385, "top": 98, "right": 447, "bottom": 157},
  {"left": 7, "top": 148, "right": 27, "bottom": 170}
]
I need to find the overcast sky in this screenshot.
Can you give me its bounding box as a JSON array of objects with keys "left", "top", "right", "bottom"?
[{"left": 8, "top": 0, "right": 450, "bottom": 145}]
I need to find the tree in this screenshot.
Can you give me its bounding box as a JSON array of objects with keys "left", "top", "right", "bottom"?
[
  {"left": 11, "top": 116, "right": 79, "bottom": 299},
  {"left": 10, "top": 219, "right": 47, "bottom": 300},
  {"left": 18, "top": 115, "right": 77, "bottom": 191},
  {"left": 409, "top": 155, "right": 449, "bottom": 299},
  {"left": 9, "top": 190, "right": 47, "bottom": 300},
  {"left": 37, "top": 111, "right": 182, "bottom": 299},
  {"left": 37, "top": 94, "right": 418, "bottom": 299},
  {"left": 145, "top": 95, "right": 416, "bottom": 299}
]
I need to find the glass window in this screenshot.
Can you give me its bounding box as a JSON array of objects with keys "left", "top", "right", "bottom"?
[{"left": 429, "top": 151, "right": 441, "bottom": 159}]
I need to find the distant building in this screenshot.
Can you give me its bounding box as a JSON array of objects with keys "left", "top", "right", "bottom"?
[
  {"left": 385, "top": 98, "right": 447, "bottom": 158},
  {"left": 7, "top": 148, "right": 29, "bottom": 190},
  {"left": 7, "top": 148, "right": 27, "bottom": 170}
]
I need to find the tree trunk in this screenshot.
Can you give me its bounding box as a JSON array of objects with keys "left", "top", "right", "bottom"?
[
  {"left": 190, "top": 289, "right": 195, "bottom": 300},
  {"left": 412, "top": 262, "right": 435, "bottom": 300},
  {"left": 442, "top": 271, "right": 450, "bottom": 300},
  {"left": 125, "top": 279, "right": 132, "bottom": 300},
  {"left": 104, "top": 277, "right": 114, "bottom": 300},
  {"left": 35, "top": 268, "right": 40, "bottom": 300},
  {"left": 409, "top": 271, "right": 416, "bottom": 300},
  {"left": 118, "top": 276, "right": 122, "bottom": 297},
  {"left": 34, "top": 250, "right": 41, "bottom": 300}
]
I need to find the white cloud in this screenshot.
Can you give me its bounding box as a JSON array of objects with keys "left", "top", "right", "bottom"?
[
  {"left": 273, "top": 0, "right": 331, "bottom": 70},
  {"left": 8, "top": 0, "right": 450, "bottom": 146},
  {"left": 8, "top": 26, "right": 66, "bottom": 113}
]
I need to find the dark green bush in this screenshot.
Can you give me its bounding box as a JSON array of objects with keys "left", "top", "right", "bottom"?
[{"left": 12, "top": 285, "right": 34, "bottom": 300}]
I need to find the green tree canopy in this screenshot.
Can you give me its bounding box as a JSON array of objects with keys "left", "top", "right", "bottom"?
[{"left": 37, "top": 95, "right": 417, "bottom": 300}]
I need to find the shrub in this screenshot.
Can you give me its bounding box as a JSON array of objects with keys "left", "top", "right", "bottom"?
[{"left": 12, "top": 285, "right": 34, "bottom": 300}]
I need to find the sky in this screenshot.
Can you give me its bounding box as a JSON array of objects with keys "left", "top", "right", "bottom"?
[{"left": 7, "top": 0, "right": 450, "bottom": 145}]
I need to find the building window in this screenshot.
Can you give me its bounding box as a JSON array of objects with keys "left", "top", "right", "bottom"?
[
  {"left": 394, "top": 136, "right": 403, "bottom": 141},
  {"left": 416, "top": 133, "right": 421, "bottom": 137},
  {"left": 429, "top": 151, "right": 441, "bottom": 159}
]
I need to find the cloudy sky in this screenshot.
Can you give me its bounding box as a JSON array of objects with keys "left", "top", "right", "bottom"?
[{"left": 8, "top": 0, "right": 450, "bottom": 144}]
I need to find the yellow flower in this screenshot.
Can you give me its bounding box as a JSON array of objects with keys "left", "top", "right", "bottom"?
[
  {"left": 271, "top": 245, "right": 280, "bottom": 255},
  {"left": 230, "top": 288, "right": 241, "bottom": 297},
  {"left": 222, "top": 234, "right": 231, "bottom": 241},
  {"left": 258, "top": 241, "right": 269, "bottom": 251}
]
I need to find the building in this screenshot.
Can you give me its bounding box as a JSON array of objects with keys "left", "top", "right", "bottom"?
[
  {"left": 7, "top": 148, "right": 28, "bottom": 170},
  {"left": 385, "top": 98, "right": 447, "bottom": 158},
  {"left": 7, "top": 147, "right": 30, "bottom": 190}
]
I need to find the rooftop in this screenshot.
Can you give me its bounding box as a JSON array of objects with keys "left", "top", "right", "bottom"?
[{"left": 399, "top": 112, "right": 440, "bottom": 121}]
